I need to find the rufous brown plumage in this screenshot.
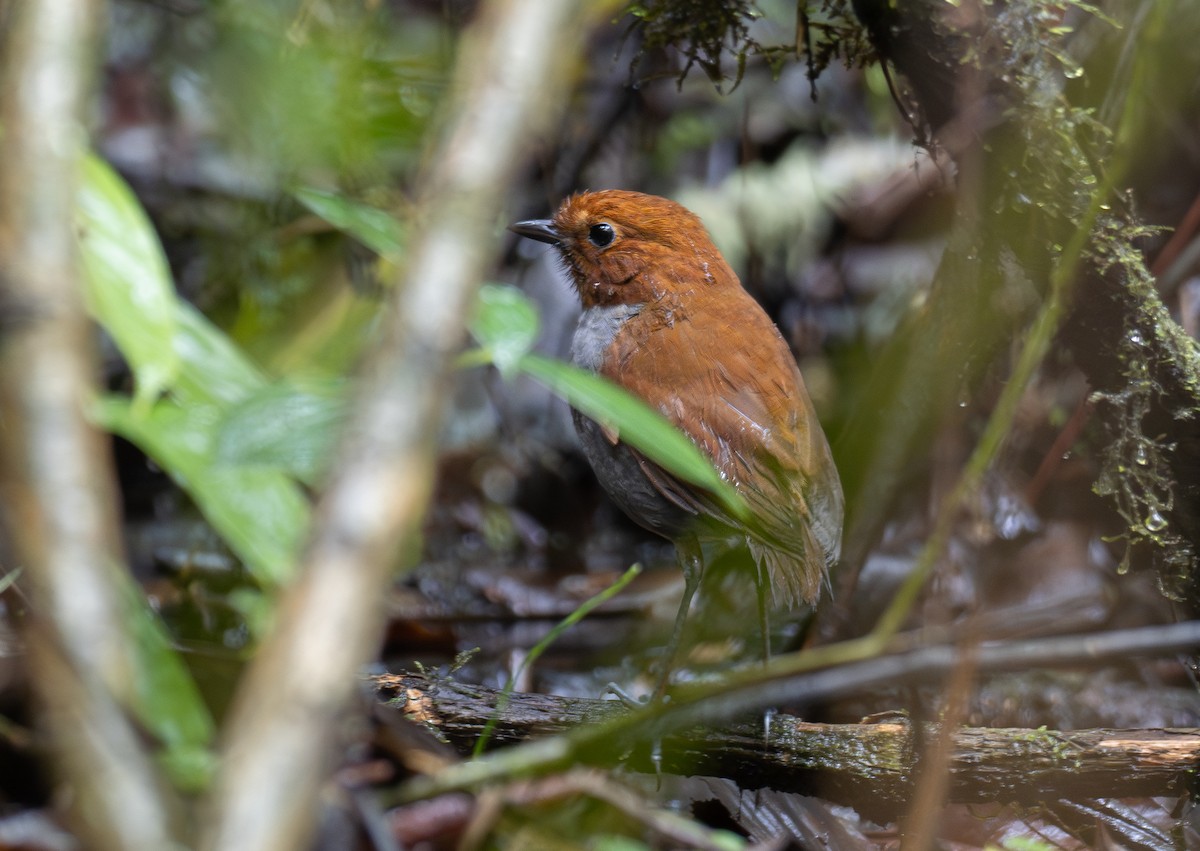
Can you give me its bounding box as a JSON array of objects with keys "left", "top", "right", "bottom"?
[{"left": 511, "top": 189, "right": 843, "bottom": 697}]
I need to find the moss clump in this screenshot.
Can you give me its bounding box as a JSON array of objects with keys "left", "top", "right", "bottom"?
[{"left": 1088, "top": 213, "right": 1200, "bottom": 599}]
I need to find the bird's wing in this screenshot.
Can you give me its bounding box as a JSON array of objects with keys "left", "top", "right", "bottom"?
[{"left": 603, "top": 289, "right": 843, "bottom": 604}]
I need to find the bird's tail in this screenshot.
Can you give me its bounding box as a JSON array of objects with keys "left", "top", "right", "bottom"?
[{"left": 748, "top": 528, "right": 828, "bottom": 610}]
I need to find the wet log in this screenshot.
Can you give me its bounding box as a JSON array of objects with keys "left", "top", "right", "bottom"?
[{"left": 375, "top": 672, "right": 1199, "bottom": 820}]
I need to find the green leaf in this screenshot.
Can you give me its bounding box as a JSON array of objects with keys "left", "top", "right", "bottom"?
[
  {"left": 97, "top": 397, "right": 309, "bottom": 587},
  {"left": 293, "top": 187, "right": 405, "bottom": 260},
  {"left": 214, "top": 377, "right": 348, "bottom": 485},
  {"left": 517, "top": 354, "right": 748, "bottom": 520},
  {"left": 77, "top": 154, "right": 179, "bottom": 411},
  {"left": 171, "top": 301, "right": 271, "bottom": 408},
  {"left": 76, "top": 154, "right": 268, "bottom": 414},
  {"left": 77, "top": 164, "right": 307, "bottom": 587},
  {"left": 121, "top": 575, "right": 217, "bottom": 792},
  {"left": 468, "top": 284, "right": 541, "bottom": 378}
]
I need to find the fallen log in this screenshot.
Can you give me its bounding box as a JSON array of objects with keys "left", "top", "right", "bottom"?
[{"left": 375, "top": 672, "right": 1200, "bottom": 819}]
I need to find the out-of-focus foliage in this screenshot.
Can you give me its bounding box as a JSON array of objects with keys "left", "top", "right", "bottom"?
[
  {"left": 84, "top": 0, "right": 451, "bottom": 598},
  {"left": 122, "top": 574, "right": 217, "bottom": 791},
  {"left": 293, "top": 187, "right": 406, "bottom": 262},
  {"left": 105, "top": 0, "right": 446, "bottom": 381},
  {"left": 796, "top": 0, "right": 877, "bottom": 77},
  {"left": 97, "top": 393, "right": 310, "bottom": 590},
  {"left": 78, "top": 155, "right": 179, "bottom": 410},
  {"left": 74, "top": 160, "right": 219, "bottom": 794},
  {"left": 69, "top": 2, "right": 455, "bottom": 803},
  {"left": 196, "top": 1, "right": 442, "bottom": 184},
  {"left": 80, "top": 157, "right": 310, "bottom": 588},
  {"left": 214, "top": 377, "right": 347, "bottom": 487},
  {"left": 467, "top": 284, "right": 542, "bottom": 379},
  {"left": 676, "top": 137, "right": 920, "bottom": 288}
]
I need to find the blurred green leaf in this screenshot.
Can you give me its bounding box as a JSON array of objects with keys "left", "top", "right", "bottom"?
[
  {"left": 97, "top": 397, "right": 308, "bottom": 587},
  {"left": 77, "top": 154, "right": 269, "bottom": 412},
  {"left": 121, "top": 575, "right": 217, "bottom": 792},
  {"left": 227, "top": 587, "right": 277, "bottom": 641},
  {"left": 469, "top": 284, "right": 541, "bottom": 377},
  {"left": 171, "top": 301, "right": 271, "bottom": 408},
  {"left": 77, "top": 154, "right": 178, "bottom": 411},
  {"left": 80, "top": 169, "right": 308, "bottom": 587},
  {"left": 517, "top": 354, "right": 749, "bottom": 520},
  {"left": 208, "top": 3, "right": 437, "bottom": 181},
  {"left": 294, "top": 187, "right": 406, "bottom": 260},
  {"left": 214, "top": 377, "right": 349, "bottom": 485},
  {"left": 711, "top": 831, "right": 747, "bottom": 851}
]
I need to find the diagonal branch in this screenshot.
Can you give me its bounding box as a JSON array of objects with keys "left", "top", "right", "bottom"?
[{"left": 199, "top": 1, "right": 594, "bottom": 849}]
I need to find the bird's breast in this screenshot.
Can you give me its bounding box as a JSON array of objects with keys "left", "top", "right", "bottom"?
[
  {"left": 570, "top": 303, "right": 642, "bottom": 372},
  {"left": 568, "top": 302, "right": 701, "bottom": 541}
]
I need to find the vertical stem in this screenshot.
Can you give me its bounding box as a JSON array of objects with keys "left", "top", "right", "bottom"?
[{"left": 0, "top": 1, "right": 178, "bottom": 847}]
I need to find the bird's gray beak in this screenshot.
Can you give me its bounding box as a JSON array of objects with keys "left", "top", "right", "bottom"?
[{"left": 508, "top": 219, "right": 561, "bottom": 245}]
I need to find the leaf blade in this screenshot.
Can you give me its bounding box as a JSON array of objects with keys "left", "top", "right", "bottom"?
[
  {"left": 518, "top": 353, "right": 748, "bottom": 520},
  {"left": 293, "top": 187, "right": 405, "bottom": 260},
  {"left": 77, "top": 154, "right": 179, "bottom": 409},
  {"left": 96, "top": 397, "right": 309, "bottom": 587},
  {"left": 468, "top": 283, "right": 541, "bottom": 378}
]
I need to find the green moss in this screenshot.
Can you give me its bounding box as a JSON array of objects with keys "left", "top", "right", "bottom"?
[
  {"left": 1011, "top": 726, "right": 1080, "bottom": 767},
  {"left": 1088, "top": 213, "right": 1200, "bottom": 599}
]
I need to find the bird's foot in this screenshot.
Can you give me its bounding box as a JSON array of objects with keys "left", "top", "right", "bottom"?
[{"left": 603, "top": 681, "right": 654, "bottom": 708}]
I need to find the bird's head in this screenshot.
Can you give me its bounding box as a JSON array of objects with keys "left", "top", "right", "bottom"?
[{"left": 510, "top": 190, "right": 737, "bottom": 309}]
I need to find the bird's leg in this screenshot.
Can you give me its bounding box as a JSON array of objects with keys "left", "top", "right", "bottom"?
[
  {"left": 755, "top": 560, "right": 772, "bottom": 667},
  {"left": 755, "top": 560, "right": 778, "bottom": 746},
  {"left": 652, "top": 540, "right": 703, "bottom": 703}
]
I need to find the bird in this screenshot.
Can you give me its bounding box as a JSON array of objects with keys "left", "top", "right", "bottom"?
[{"left": 510, "top": 189, "right": 843, "bottom": 699}]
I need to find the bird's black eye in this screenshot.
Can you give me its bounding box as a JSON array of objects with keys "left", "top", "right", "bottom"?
[{"left": 588, "top": 222, "right": 615, "bottom": 248}]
